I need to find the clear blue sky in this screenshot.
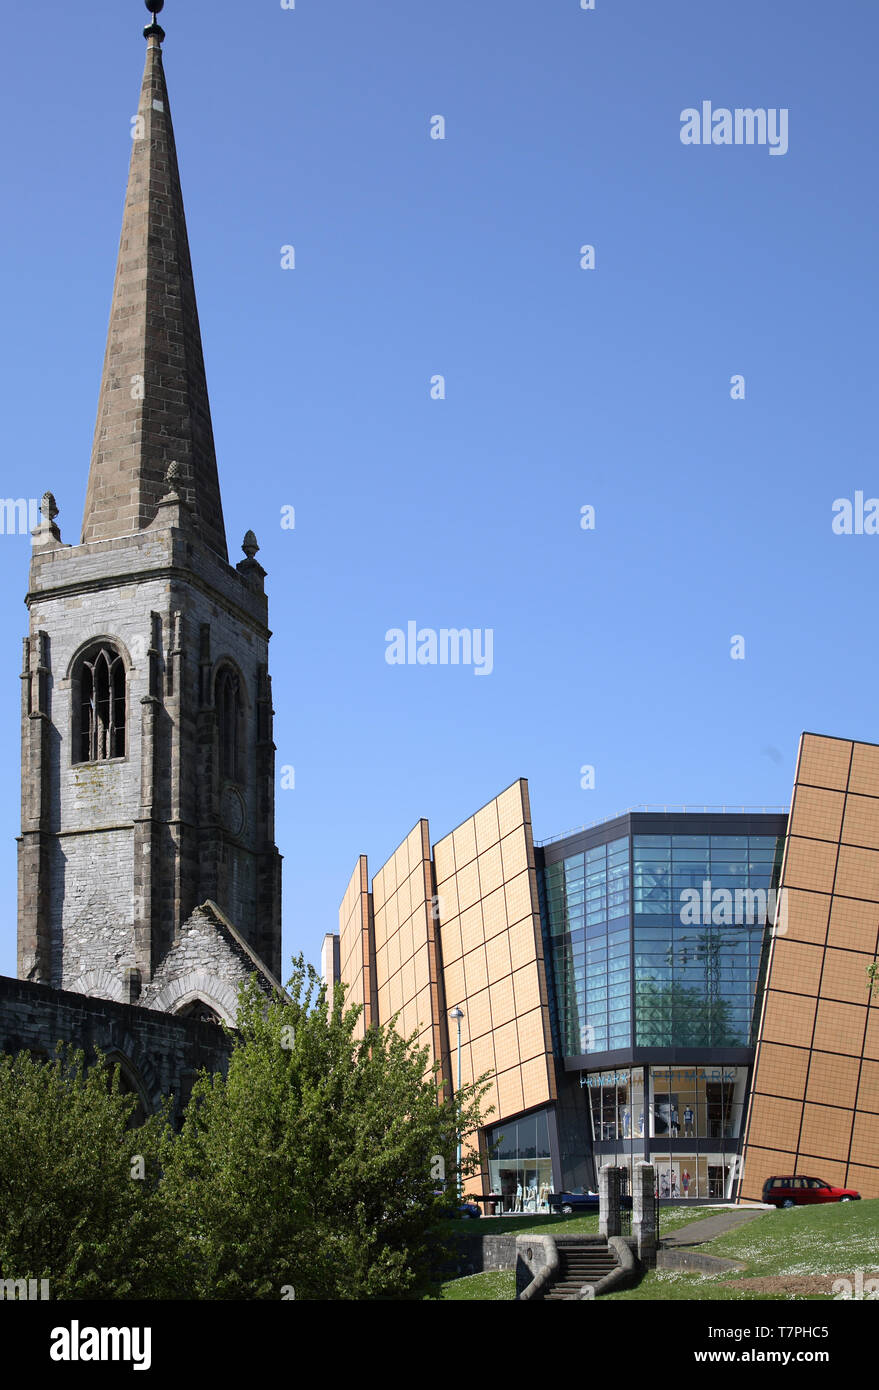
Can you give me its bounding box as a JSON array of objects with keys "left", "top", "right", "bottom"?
[{"left": 1, "top": 0, "right": 876, "bottom": 980}]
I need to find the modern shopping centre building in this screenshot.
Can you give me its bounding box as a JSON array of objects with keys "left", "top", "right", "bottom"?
[{"left": 325, "top": 732, "right": 879, "bottom": 1208}]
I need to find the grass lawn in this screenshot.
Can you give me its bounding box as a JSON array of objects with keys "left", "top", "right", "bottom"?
[
  {"left": 436, "top": 1263, "right": 793, "bottom": 1304},
  {"left": 440, "top": 1270, "right": 516, "bottom": 1301},
  {"left": 705, "top": 1198, "right": 879, "bottom": 1277},
  {"left": 601, "top": 1271, "right": 823, "bottom": 1301},
  {"left": 439, "top": 1200, "right": 879, "bottom": 1301},
  {"left": 606, "top": 1202, "right": 879, "bottom": 1300}
]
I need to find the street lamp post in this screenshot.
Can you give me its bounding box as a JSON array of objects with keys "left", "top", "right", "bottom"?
[{"left": 450, "top": 1006, "right": 465, "bottom": 1200}]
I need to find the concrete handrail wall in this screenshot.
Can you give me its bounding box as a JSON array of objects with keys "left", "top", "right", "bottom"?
[
  {"left": 575, "top": 1236, "right": 637, "bottom": 1298},
  {"left": 516, "top": 1235, "right": 559, "bottom": 1300},
  {"left": 657, "top": 1248, "right": 746, "bottom": 1275}
]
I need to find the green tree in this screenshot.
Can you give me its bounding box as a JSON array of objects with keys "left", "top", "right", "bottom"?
[
  {"left": 0, "top": 1046, "right": 174, "bottom": 1299},
  {"left": 160, "top": 956, "right": 489, "bottom": 1300}
]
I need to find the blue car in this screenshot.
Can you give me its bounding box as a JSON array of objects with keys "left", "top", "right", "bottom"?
[
  {"left": 458, "top": 1202, "right": 481, "bottom": 1219},
  {"left": 547, "top": 1191, "right": 635, "bottom": 1214},
  {"left": 546, "top": 1190, "right": 600, "bottom": 1214}
]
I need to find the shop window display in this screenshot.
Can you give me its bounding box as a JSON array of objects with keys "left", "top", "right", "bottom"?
[
  {"left": 486, "top": 1110, "right": 554, "bottom": 1213},
  {"left": 581, "top": 1064, "right": 749, "bottom": 1199},
  {"left": 647, "top": 1064, "right": 748, "bottom": 1199},
  {"left": 586, "top": 1066, "right": 646, "bottom": 1143}
]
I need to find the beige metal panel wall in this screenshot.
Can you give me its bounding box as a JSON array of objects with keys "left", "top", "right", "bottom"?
[
  {"left": 337, "top": 855, "right": 375, "bottom": 1039},
  {"left": 372, "top": 820, "right": 449, "bottom": 1089},
  {"left": 434, "top": 778, "right": 557, "bottom": 1133},
  {"left": 740, "top": 733, "right": 879, "bottom": 1200}
]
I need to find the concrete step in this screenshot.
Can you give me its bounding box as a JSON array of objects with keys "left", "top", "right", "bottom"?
[
  {"left": 560, "top": 1252, "right": 615, "bottom": 1260},
  {"left": 543, "top": 1239, "right": 620, "bottom": 1300},
  {"left": 556, "top": 1272, "right": 612, "bottom": 1281},
  {"left": 558, "top": 1259, "right": 614, "bottom": 1266},
  {"left": 560, "top": 1256, "right": 615, "bottom": 1264},
  {"left": 545, "top": 1287, "right": 587, "bottom": 1294}
]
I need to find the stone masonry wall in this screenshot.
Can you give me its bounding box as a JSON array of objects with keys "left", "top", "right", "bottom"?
[
  {"left": 22, "top": 520, "right": 280, "bottom": 998},
  {"left": 139, "top": 904, "right": 279, "bottom": 1021},
  {"left": 56, "top": 830, "right": 135, "bottom": 990},
  {"left": 0, "top": 973, "right": 233, "bottom": 1125}
]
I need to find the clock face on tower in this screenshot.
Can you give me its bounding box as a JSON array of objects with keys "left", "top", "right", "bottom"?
[{"left": 220, "top": 784, "right": 246, "bottom": 837}]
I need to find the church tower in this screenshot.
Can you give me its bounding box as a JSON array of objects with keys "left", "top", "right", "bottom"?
[{"left": 17, "top": 4, "right": 282, "bottom": 1016}]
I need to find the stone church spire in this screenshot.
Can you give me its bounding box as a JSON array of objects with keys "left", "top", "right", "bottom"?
[
  {"left": 82, "top": 2, "right": 228, "bottom": 561},
  {"left": 19, "top": 2, "right": 281, "bottom": 1013}
]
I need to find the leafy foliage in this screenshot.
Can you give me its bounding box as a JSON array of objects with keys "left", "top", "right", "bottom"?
[
  {"left": 160, "top": 956, "right": 490, "bottom": 1300},
  {"left": 0, "top": 960, "right": 489, "bottom": 1300},
  {"left": 0, "top": 1046, "right": 173, "bottom": 1299}
]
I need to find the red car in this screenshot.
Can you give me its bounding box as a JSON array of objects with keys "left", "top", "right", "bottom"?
[{"left": 763, "top": 1175, "right": 861, "bottom": 1208}]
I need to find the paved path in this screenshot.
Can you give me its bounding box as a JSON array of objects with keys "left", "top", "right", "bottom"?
[{"left": 661, "top": 1207, "right": 770, "bottom": 1247}]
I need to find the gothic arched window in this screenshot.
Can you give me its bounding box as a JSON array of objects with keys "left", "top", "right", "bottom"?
[
  {"left": 175, "top": 999, "right": 222, "bottom": 1025},
  {"left": 103, "top": 1055, "right": 148, "bottom": 1130},
  {"left": 216, "top": 667, "right": 242, "bottom": 783},
  {"left": 76, "top": 645, "right": 126, "bottom": 762}
]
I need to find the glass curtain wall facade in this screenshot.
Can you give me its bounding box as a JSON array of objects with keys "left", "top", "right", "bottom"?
[
  {"left": 633, "top": 833, "right": 783, "bottom": 1048},
  {"left": 541, "top": 829, "right": 782, "bottom": 1059},
  {"left": 542, "top": 836, "right": 630, "bottom": 1055},
  {"left": 537, "top": 814, "right": 786, "bottom": 1196}
]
